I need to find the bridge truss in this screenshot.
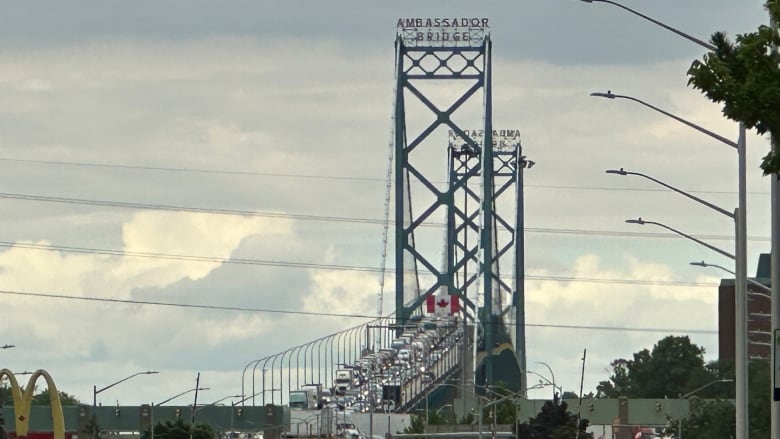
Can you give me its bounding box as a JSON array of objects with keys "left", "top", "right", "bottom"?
[{"left": 391, "top": 29, "right": 528, "bottom": 390}]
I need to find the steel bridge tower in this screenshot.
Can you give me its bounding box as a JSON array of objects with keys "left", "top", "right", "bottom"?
[{"left": 392, "top": 24, "right": 529, "bottom": 391}]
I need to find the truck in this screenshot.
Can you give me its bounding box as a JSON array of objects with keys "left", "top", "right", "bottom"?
[
  {"left": 334, "top": 369, "right": 354, "bottom": 395},
  {"left": 289, "top": 384, "right": 322, "bottom": 409}
]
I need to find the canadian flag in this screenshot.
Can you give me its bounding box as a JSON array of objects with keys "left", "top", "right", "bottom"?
[{"left": 426, "top": 294, "right": 460, "bottom": 315}]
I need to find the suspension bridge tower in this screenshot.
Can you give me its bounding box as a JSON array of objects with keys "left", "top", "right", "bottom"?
[{"left": 391, "top": 18, "right": 530, "bottom": 392}]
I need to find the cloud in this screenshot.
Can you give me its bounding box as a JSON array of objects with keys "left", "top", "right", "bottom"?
[{"left": 0, "top": 27, "right": 765, "bottom": 406}]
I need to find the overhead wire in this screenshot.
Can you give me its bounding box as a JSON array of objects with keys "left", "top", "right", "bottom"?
[
  {"left": 0, "top": 240, "right": 719, "bottom": 287},
  {"left": 0, "top": 155, "right": 768, "bottom": 195},
  {"left": 0, "top": 191, "right": 767, "bottom": 242},
  {"left": 0, "top": 288, "right": 716, "bottom": 335}
]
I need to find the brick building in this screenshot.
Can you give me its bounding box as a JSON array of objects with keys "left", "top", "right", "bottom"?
[{"left": 719, "top": 253, "right": 772, "bottom": 361}]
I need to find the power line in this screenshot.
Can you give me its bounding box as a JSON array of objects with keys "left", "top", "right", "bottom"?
[
  {"left": 0, "top": 156, "right": 768, "bottom": 196},
  {"left": 0, "top": 240, "right": 719, "bottom": 288},
  {"left": 0, "top": 288, "right": 716, "bottom": 335},
  {"left": 0, "top": 191, "right": 767, "bottom": 242}
]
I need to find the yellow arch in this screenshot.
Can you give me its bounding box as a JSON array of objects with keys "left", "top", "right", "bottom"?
[
  {"left": 0, "top": 369, "right": 65, "bottom": 439},
  {"left": 0, "top": 369, "right": 25, "bottom": 433}
]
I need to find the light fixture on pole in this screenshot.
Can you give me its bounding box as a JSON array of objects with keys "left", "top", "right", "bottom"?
[
  {"left": 578, "top": 0, "right": 717, "bottom": 50},
  {"left": 533, "top": 362, "right": 560, "bottom": 400},
  {"left": 0, "top": 345, "right": 15, "bottom": 350},
  {"left": 156, "top": 387, "right": 210, "bottom": 407},
  {"left": 606, "top": 168, "right": 734, "bottom": 218},
  {"left": 93, "top": 371, "right": 158, "bottom": 439},
  {"left": 93, "top": 371, "right": 159, "bottom": 407},
  {"left": 150, "top": 387, "right": 209, "bottom": 439},
  {"left": 595, "top": 87, "right": 748, "bottom": 439},
  {"left": 625, "top": 218, "right": 735, "bottom": 260},
  {"left": 583, "top": 0, "right": 750, "bottom": 429},
  {"left": 690, "top": 261, "right": 773, "bottom": 297}
]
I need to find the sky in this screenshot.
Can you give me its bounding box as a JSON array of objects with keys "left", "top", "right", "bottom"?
[{"left": 0, "top": 0, "right": 774, "bottom": 409}]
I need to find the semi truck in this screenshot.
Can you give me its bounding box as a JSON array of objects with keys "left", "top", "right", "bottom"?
[
  {"left": 334, "top": 369, "right": 354, "bottom": 395},
  {"left": 289, "top": 384, "right": 322, "bottom": 409}
]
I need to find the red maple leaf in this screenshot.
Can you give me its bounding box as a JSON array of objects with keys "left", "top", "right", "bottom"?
[{"left": 436, "top": 299, "right": 448, "bottom": 308}]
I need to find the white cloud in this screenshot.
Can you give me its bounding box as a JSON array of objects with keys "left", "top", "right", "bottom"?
[{"left": 0, "top": 20, "right": 765, "bottom": 406}]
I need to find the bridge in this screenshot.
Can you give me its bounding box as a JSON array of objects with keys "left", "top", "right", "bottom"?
[{"left": 240, "top": 22, "right": 527, "bottom": 419}]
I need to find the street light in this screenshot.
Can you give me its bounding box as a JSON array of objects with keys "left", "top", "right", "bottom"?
[
  {"left": 606, "top": 168, "right": 734, "bottom": 218},
  {"left": 93, "top": 371, "right": 159, "bottom": 407},
  {"left": 690, "top": 261, "right": 773, "bottom": 297},
  {"left": 0, "top": 345, "right": 14, "bottom": 350},
  {"left": 681, "top": 378, "right": 734, "bottom": 399},
  {"left": 531, "top": 362, "right": 561, "bottom": 400},
  {"left": 625, "top": 217, "right": 734, "bottom": 260},
  {"left": 201, "top": 394, "right": 241, "bottom": 408},
  {"left": 676, "top": 379, "right": 734, "bottom": 439},
  {"left": 578, "top": 0, "right": 716, "bottom": 50},
  {"left": 156, "top": 387, "right": 210, "bottom": 407},
  {"left": 150, "top": 387, "right": 209, "bottom": 439},
  {"left": 585, "top": 1, "right": 750, "bottom": 431},
  {"left": 92, "top": 371, "right": 158, "bottom": 439}
]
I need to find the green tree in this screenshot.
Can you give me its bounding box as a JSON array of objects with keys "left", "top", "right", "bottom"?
[
  {"left": 401, "top": 414, "right": 425, "bottom": 434},
  {"left": 142, "top": 418, "right": 215, "bottom": 439},
  {"left": 516, "top": 400, "right": 592, "bottom": 439},
  {"left": 28, "top": 388, "right": 82, "bottom": 406},
  {"left": 687, "top": 0, "right": 780, "bottom": 176},
  {"left": 596, "top": 336, "right": 719, "bottom": 398},
  {"left": 675, "top": 359, "right": 770, "bottom": 439}
]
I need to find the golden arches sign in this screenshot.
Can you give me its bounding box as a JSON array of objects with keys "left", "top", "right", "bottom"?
[{"left": 0, "top": 369, "right": 65, "bottom": 439}]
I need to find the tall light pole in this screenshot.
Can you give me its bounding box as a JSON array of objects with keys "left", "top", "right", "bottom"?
[
  {"left": 93, "top": 371, "right": 159, "bottom": 407},
  {"left": 156, "top": 387, "right": 210, "bottom": 407},
  {"left": 93, "top": 371, "right": 158, "bottom": 439},
  {"left": 581, "top": 1, "right": 750, "bottom": 435},
  {"left": 150, "top": 387, "right": 209, "bottom": 439},
  {"left": 578, "top": 0, "right": 717, "bottom": 50},
  {"left": 606, "top": 168, "right": 733, "bottom": 218},
  {"left": 595, "top": 89, "right": 748, "bottom": 439},
  {"left": 625, "top": 218, "right": 734, "bottom": 260},
  {"left": 533, "top": 362, "right": 560, "bottom": 400}
]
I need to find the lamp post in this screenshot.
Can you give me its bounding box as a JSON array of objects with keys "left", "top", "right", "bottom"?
[
  {"left": 93, "top": 370, "right": 159, "bottom": 438},
  {"left": 150, "top": 387, "right": 209, "bottom": 439},
  {"left": 200, "top": 395, "right": 241, "bottom": 408},
  {"left": 156, "top": 387, "right": 210, "bottom": 407},
  {"left": 0, "top": 345, "right": 14, "bottom": 350},
  {"left": 691, "top": 261, "right": 773, "bottom": 297},
  {"left": 578, "top": 0, "right": 716, "bottom": 50},
  {"left": 625, "top": 218, "right": 734, "bottom": 260},
  {"left": 529, "top": 362, "right": 561, "bottom": 401},
  {"left": 93, "top": 371, "right": 159, "bottom": 408},
  {"left": 582, "top": 0, "right": 750, "bottom": 432},
  {"left": 676, "top": 379, "right": 735, "bottom": 439},
  {"left": 606, "top": 168, "right": 734, "bottom": 218}
]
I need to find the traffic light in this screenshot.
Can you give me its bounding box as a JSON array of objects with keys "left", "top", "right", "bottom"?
[
  {"left": 175, "top": 408, "right": 182, "bottom": 418},
  {"left": 114, "top": 408, "right": 121, "bottom": 417},
  {"left": 236, "top": 408, "right": 243, "bottom": 417}
]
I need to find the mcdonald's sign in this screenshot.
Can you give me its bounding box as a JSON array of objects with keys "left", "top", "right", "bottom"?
[{"left": 0, "top": 369, "right": 65, "bottom": 439}]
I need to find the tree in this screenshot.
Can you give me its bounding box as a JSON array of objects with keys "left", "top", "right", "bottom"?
[
  {"left": 675, "top": 360, "right": 770, "bottom": 439},
  {"left": 142, "top": 418, "right": 215, "bottom": 439},
  {"left": 516, "top": 400, "right": 592, "bottom": 439},
  {"left": 687, "top": 0, "right": 780, "bottom": 176},
  {"left": 28, "top": 388, "right": 82, "bottom": 406},
  {"left": 596, "top": 335, "right": 720, "bottom": 399},
  {"left": 401, "top": 414, "right": 425, "bottom": 435}
]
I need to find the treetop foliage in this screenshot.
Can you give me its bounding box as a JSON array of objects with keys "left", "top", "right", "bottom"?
[
  {"left": 687, "top": 0, "right": 780, "bottom": 176},
  {"left": 596, "top": 335, "right": 721, "bottom": 399}
]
